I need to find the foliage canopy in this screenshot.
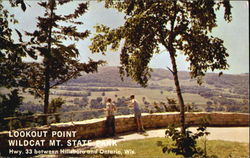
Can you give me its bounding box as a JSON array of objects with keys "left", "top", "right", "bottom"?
[
  {"left": 90, "top": 0, "right": 232, "bottom": 86},
  {"left": 25, "top": 0, "right": 105, "bottom": 99}
]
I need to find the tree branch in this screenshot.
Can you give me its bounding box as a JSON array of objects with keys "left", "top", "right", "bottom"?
[
  {"left": 167, "top": 67, "right": 174, "bottom": 75},
  {"left": 50, "top": 70, "right": 79, "bottom": 88}
]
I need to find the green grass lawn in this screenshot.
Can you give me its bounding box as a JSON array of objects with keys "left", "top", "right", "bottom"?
[{"left": 102, "top": 138, "right": 249, "bottom": 158}]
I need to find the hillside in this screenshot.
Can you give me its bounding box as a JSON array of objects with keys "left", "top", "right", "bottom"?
[
  {"left": 17, "top": 66, "right": 248, "bottom": 126},
  {"left": 67, "top": 66, "right": 139, "bottom": 87},
  {"left": 66, "top": 66, "right": 249, "bottom": 96}
]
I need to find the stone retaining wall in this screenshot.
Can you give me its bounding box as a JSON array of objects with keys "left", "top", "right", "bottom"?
[{"left": 0, "top": 112, "right": 248, "bottom": 156}]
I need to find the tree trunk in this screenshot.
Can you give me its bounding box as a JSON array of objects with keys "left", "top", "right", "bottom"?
[
  {"left": 43, "top": 0, "right": 54, "bottom": 125},
  {"left": 43, "top": 67, "right": 50, "bottom": 125},
  {"left": 169, "top": 52, "right": 186, "bottom": 135}
]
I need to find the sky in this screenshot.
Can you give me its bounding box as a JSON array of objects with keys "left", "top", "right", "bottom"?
[{"left": 3, "top": 1, "right": 249, "bottom": 74}]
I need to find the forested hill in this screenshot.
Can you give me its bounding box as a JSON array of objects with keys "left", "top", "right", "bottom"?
[
  {"left": 66, "top": 66, "right": 249, "bottom": 95},
  {"left": 67, "top": 66, "right": 139, "bottom": 87}
]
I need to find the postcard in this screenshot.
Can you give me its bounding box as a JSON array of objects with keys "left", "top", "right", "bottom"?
[{"left": 0, "top": 0, "right": 249, "bottom": 157}]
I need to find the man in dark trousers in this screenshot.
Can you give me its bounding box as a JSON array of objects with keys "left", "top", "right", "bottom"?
[{"left": 104, "top": 98, "right": 117, "bottom": 137}]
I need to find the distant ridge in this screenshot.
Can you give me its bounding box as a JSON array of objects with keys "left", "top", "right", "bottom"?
[{"left": 67, "top": 66, "right": 249, "bottom": 93}]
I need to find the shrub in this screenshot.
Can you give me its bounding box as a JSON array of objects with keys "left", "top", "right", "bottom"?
[{"left": 157, "top": 125, "right": 215, "bottom": 158}]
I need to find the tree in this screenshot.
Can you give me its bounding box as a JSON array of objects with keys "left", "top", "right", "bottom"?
[
  {"left": 24, "top": 0, "right": 105, "bottom": 124},
  {"left": 0, "top": 90, "right": 23, "bottom": 130},
  {"left": 0, "top": 0, "right": 36, "bottom": 130},
  {"left": 90, "top": 0, "right": 232, "bottom": 134},
  {"left": 0, "top": 0, "right": 34, "bottom": 89},
  {"left": 101, "top": 91, "right": 106, "bottom": 96},
  {"left": 48, "top": 97, "right": 65, "bottom": 123},
  {"left": 206, "top": 101, "right": 213, "bottom": 106}
]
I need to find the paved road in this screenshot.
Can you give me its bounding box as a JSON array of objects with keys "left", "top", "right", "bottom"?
[{"left": 93, "top": 127, "right": 249, "bottom": 148}]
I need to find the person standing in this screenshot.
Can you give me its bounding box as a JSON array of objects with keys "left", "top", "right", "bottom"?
[
  {"left": 104, "top": 98, "right": 116, "bottom": 137},
  {"left": 128, "top": 95, "right": 145, "bottom": 133}
]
